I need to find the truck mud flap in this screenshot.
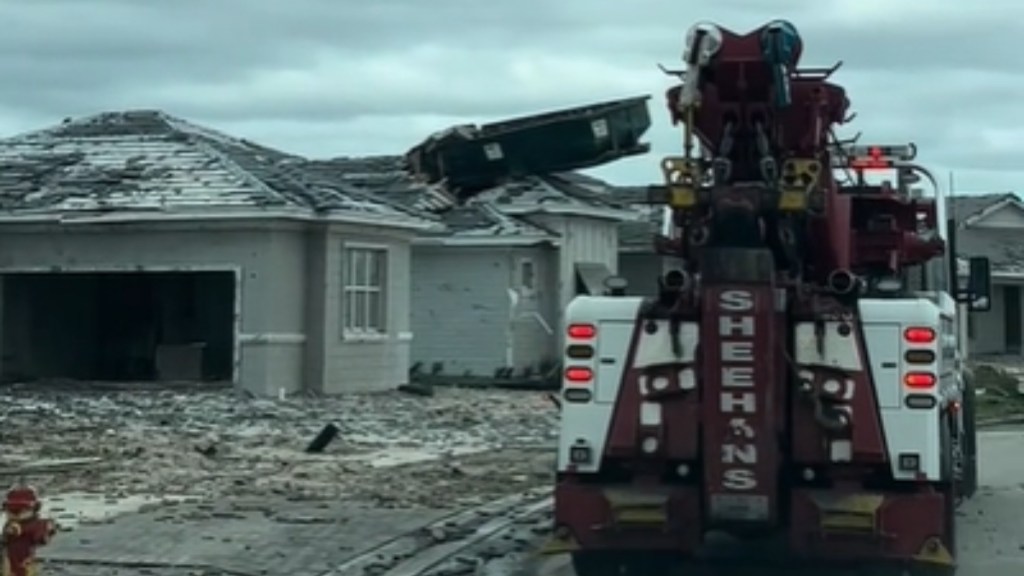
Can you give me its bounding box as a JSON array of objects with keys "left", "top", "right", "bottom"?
[
  {"left": 602, "top": 489, "right": 670, "bottom": 529},
  {"left": 810, "top": 493, "right": 884, "bottom": 537}
]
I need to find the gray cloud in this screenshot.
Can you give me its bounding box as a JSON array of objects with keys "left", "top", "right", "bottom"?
[{"left": 0, "top": 0, "right": 1020, "bottom": 189}]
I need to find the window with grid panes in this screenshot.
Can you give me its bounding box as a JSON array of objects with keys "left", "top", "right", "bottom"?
[{"left": 343, "top": 247, "right": 387, "bottom": 334}]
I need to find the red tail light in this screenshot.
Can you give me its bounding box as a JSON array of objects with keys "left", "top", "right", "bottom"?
[
  {"left": 567, "top": 323, "right": 597, "bottom": 339},
  {"left": 904, "top": 372, "right": 936, "bottom": 389},
  {"left": 564, "top": 366, "right": 593, "bottom": 384},
  {"left": 903, "top": 327, "right": 936, "bottom": 344}
]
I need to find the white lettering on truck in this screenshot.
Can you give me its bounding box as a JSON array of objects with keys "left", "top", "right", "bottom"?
[{"left": 718, "top": 290, "right": 758, "bottom": 491}]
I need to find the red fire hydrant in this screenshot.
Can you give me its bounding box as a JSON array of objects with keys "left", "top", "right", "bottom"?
[{"left": 1, "top": 486, "right": 56, "bottom": 576}]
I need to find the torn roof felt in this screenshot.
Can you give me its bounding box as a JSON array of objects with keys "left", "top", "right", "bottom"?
[{"left": 0, "top": 110, "right": 436, "bottom": 229}]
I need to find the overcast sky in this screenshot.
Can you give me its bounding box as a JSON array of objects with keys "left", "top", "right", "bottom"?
[{"left": 0, "top": 0, "right": 1020, "bottom": 193}]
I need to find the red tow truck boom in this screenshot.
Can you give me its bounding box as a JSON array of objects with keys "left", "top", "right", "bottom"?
[{"left": 543, "top": 20, "right": 992, "bottom": 576}]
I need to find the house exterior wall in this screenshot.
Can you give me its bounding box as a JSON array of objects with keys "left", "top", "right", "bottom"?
[
  {"left": 524, "top": 215, "right": 619, "bottom": 335},
  {"left": 408, "top": 244, "right": 557, "bottom": 377},
  {"left": 319, "top": 225, "right": 416, "bottom": 394},
  {"left": 0, "top": 221, "right": 308, "bottom": 396},
  {"left": 511, "top": 247, "right": 559, "bottom": 374}
]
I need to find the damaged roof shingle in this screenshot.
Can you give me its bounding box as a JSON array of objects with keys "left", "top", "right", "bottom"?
[
  {"left": 305, "top": 155, "right": 635, "bottom": 242},
  {"left": 0, "top": 110, "right": 436, "bottom": 229}
]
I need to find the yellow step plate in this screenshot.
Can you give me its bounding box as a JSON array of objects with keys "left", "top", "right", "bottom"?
[{"left": 811, "top": 493, "right": 884, "bottom": 534}]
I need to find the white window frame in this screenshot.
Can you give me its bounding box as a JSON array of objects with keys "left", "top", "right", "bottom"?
[
  {"left": 342, "top": 243, "right": 388, "bottom": 338},
  {"left": 516, "top": 257, "right": 536, "bottom": 295}
]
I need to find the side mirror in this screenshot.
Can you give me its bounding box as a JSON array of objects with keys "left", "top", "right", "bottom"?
[
  {"left": 966, "top": 256, "right": 991, "bottom": 312},
  {"left": 604, "top": 276, "right": 628, "bottom": 296}
]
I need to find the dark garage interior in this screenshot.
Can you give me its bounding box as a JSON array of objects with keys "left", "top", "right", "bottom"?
[{"left": 1, "top": 271, "right": 235, "bottom": 383}]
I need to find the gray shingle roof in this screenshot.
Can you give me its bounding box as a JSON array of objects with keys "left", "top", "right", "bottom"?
[
  {"left": 946, "top": 192, "right": 1018, "bottom": 226},
  {"left": 304, "top": 156, "right": 455, "bottom": 213},
  {"left": 0, "top": 110, "right": 436, "bottom": 229},
  {"left": 426, "top": 204, "right": 558, "bottom": 244},
  {"left": 470, "top": 173, "right": 634, "bottom": 218},
  {"left": 305, "top": 155, "right": 635, "bottom": 242},
  {"left": 947, "top": 192, "right": 1024, "bottom": 275}
]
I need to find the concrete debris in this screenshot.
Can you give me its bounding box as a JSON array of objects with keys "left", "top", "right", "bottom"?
[{"left": 0, "top": 384, "right": 559, "bottom": 514}]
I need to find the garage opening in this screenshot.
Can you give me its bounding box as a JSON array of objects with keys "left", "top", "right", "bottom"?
[{"left": 0, "top": 271, "right": 236, "bottom": 384}]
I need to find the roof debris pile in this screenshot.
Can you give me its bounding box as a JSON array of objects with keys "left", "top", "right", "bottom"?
[{"left": 0, "top": 385, "right": 558, "bottom": 511}]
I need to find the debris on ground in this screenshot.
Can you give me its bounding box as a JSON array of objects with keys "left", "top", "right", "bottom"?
[
  {"left": 0, "top": 383, "right": 559, "bottom": 511},
  {"left": 970, "top": 359, "right": 1024, "bottom": 421}
]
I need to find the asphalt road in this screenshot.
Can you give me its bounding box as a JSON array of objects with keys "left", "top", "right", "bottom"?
[{"left": 529, "top": 429, "right": 1024, "bottom": 576}]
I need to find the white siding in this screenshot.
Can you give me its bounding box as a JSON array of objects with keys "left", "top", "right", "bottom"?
[
  {"left": 408, "top": 245, "right": 558, "bottom": 377},
  {"left": 523, "top": 215, "right": 619, "bottom": 332}
]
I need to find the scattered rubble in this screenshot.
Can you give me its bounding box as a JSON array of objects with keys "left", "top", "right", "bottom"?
[
  {"left": 0, "top": 383, "right": 559, "bottom": 514},
  {"left": 970, "top": 360, "right": 1024, "bottom": 424}
]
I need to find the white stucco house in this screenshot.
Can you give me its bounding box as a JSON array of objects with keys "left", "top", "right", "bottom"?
[{"left": 0, "top": 110, "right": 441, "bottom": 396}]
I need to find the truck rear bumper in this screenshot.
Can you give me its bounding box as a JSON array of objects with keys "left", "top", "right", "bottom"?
[
  {"left": 547, "top": 482, "right": 703, "bottom": 553},
  {"left": 548, "top": 482, "right": 954, "bottom": 570}
]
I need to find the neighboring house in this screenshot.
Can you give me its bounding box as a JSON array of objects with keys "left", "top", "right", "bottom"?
[
  {"left": 308, "top": 156, "right": 637, "bottom": 378},
  {"left": 0, "top": 110, "right": 440, "bottom": 396},
  {"left": 948, "top": 192, "right": 1024, "bottom": 357}
]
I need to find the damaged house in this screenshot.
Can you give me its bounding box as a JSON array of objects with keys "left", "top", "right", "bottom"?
[
  {"left": 0, "top": 110, "right": 439, "bottom": 396},
  {"left": 308, "top": 97, "right": 650, "bottom": 379}
]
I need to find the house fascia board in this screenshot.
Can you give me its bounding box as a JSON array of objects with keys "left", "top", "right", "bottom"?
[
  {"left": 413, "top": 234, "right": 556, "bottom": 247},
  {"left": 0, "top": 208, "right": 442, "bottom": 232},
  {"left": 957, "top": 271, "right": 1024, "bottom": 281},
  {"left": 618, "top": 246, "right": 655, "bottom": 254},
  {"left": 495, "top": 204, "right": 638, "bottom": 222}
]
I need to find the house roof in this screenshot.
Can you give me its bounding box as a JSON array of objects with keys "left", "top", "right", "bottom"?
[
  {"left": 305, "top": 155, "right": 637, "bottom": 246},
  {"left": 309, "top": 155, "right": 635, "bottom": 221},
  {"left": 418, "top": 204, "right": 558, "bottom": 246},
  {"left": 470, "top": 173, "right": 637, "bottom": 221},
  {"left": 304, "top": 155, "right": 456, "bottom": 213},
  {"left": 0, "top": 110, "right": 437, "bottom": 230},
  {"left": 946, "top": 192, "right": 1020, "bottom": 226}
]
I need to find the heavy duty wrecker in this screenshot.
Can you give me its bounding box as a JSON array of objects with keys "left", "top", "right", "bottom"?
[{"left": 542, "top": 20, "right": 992, "bottom": 576}]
